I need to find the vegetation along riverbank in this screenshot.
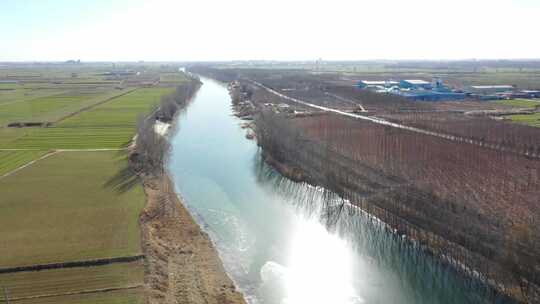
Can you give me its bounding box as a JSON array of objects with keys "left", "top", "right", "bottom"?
[{"left": 127, "top": 76, "right": 246, "bottom": 304}]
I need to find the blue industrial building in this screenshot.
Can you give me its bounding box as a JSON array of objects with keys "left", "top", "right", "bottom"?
[
  {"left": 399, "top": 79, "right": 432, "bottom": 90},
  {"left": 355, "top": 78, "right": 469, "bottom": 101},
  {"left": 357, "top": 80, "right": 398, "bottom": 89},
  {"left": 395, "top": 90, "right": 466, "bottom": 101},
  {"left": 521, "top": 90, "right": 540, "bottom": 98}
]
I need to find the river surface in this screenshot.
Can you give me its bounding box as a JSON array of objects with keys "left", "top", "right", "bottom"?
[{"left": 168, "top": 77, "right": 500, "bottom": 304}]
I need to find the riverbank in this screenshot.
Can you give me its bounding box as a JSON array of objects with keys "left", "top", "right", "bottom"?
[
  {"left": 139, "top": 175, "right": 245, "bottom": 304},
  {"left": 135, "top": 77, "right": 246, "bottom": 304}
]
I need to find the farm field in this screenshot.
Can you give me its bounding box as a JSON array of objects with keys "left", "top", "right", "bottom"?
[
  {"left": 494, "top": 99, "right": 540, "bottom": 108},
  {"left": 2, "top": 289, "right": 143, "bottom": 304},
  {"left": 508, "top": 112, "right": 540, "bottom": 127},
  {"left": 0, "top": 151, "right": 145, "bottom": 267},
  {"left": 0, "top": 87, "right": 65, "bottom": 106},
  {"left": 0, "top": 261, "right": 143, "bottom": 302},
  {"left": 0, "top": 88, "right": 173, "bottom": 150},
  {"left": 491, "top": 100, "right": 540, "bottom": 127},
  {"left": 0, "top": 89, "right": 121, "bottom": 126},
  {"left": 58, "top": 87, "right": 173, "bottom": 128},
  {"left": 0, "top": 150, "right": 48, "bottom": 176},
  {"left": 11, "top": 289, "right": 145, "bottom": 304},
  {"left": 6, "top": 289, "right": 144, "bottom": 304}
]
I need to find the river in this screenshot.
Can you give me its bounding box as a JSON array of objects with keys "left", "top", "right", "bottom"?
[{"left": 168, "top": 77, "right": 502, "bottom": 304}]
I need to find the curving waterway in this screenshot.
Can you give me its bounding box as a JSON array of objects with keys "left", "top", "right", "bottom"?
[{"left": 168, "top": 77, "right": 505, "bottom": 304}]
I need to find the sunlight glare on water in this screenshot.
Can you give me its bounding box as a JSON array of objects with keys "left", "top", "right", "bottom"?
[{"left": 284, "top": 216, "right": 363, "bottom": 304}]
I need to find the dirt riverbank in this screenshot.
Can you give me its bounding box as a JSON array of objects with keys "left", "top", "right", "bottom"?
[{"left": 139, "top": 175, "right": 246, "bottom": 304}]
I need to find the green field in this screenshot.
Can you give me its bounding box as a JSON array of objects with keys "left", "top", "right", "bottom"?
[
  {"left": 492, "top": 99, "right": 540, "bottom": 127},
  {"left": 0, "top": 88, "right": 135, "bottom": 126},
  {"left": 0, "top": 88, "right": 173, "bottom": 150},
  {"left": 0, "top": 150, "right": 48, "bottom": 176},
  {"left": 0, "top": 87, "right": 66, "bottom": 106},
  {"left": 0, "top": 151, "right": 145, "bottom": 267},
  {"left": 5, "top": 289, "right": 144, "bottom": 304},
  {"left": 495, "top": 99, "right": 540, "bottom": 108},
  {"left": 59, "top": 87, "right": 172, "bottom": 128},
  {"left": 3, "top": 289, "right": 144, "bottom": 304},
  {"left": 7, "top": 127, "right": 135, "bottom": 149},
  {"left": 508, "top": 112, "right": 540, "bottom": 127},
  {"left": 0, "top": 128, "right": 26, "bottom": 146},
  {"left": 0, "top": 261, "right": 143, "bottom": 301}
]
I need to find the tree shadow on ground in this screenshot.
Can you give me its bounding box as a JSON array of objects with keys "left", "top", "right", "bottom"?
[{"left": 103, "top": 158, "right": 141, "bottom": 194}]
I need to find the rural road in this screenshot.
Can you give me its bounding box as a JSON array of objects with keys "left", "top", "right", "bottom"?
[{"left": 249, "top": 80, "right": 539, "bottom": 159}]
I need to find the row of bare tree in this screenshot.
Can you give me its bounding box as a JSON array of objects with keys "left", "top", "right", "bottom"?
[
  {"left": 130, "top": 78, "right": 201, "bottom": 177},
  {"left": 254, "top": 107, "right": 540, "bottom": 303}
]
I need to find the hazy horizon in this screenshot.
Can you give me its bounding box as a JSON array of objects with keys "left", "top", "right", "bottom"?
[{"left": 2, "top": 0, "right": 540, "bottom": 62}]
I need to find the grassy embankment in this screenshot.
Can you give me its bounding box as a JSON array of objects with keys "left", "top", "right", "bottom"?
[
  {"left": 0, "top": 64, "right": 185, "bottom": 303},
  {"left": 494, "top": 99, "right": 540, "bottom": 127}
]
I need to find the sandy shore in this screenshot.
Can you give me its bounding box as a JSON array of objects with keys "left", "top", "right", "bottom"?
[{"left": 139, "top": 175, "right": 246, "bottom": 304}]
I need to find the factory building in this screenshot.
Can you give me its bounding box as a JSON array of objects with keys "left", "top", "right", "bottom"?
[
  {"left": 399, "top": 79, "right": 432, "bottom": 90},
  {"left": 396, "top": 90, "right": 466, "bottom": 101},
  {"left": 521, "top": 90, "right": 540, "bottom": 98},
  {"left": 357, "top": 80, "right": 398, "bottom": 89},
  {"left": 469, "top": 85, "right": 514, "bottom": 94}
]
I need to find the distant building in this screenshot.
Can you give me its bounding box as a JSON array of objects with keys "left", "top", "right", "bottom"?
[
  {"left": 357, "top": 80, "right": 398, "bottom": 89},
  {"left": 521, "top": 90, "right": 540, "bottom": 98},
  {"left": 469, "top": 85, "right": 514, "bottom": 94},
  {"left": 395, "top": 90, "right": 465, "bottom": 101},
  {"left": 357, "top": 77, "right": 466, "bottom": 101},
  {"left": 399, "top": 80, "right": 432, "bottom": 90}
]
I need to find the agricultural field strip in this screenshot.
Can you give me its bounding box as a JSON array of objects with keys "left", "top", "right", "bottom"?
[
  {"left": 0, "top": 89, "right": 69, "bottom": 107},
  {"left": 2, "top": 285, "right": 143, "bottom": 302},
  {"left": 0, "top": 148, "right": 125, "bottom": 151},
  {"left": 0, "top": 255, "right": 144, "bottom": 274},
  {"left": 495, "top": 99, "right": 540, "bottom": 108},
  {"left": 250, "top": 79, "right": 540, "bottom": 159},
  {"left": 0, "top": 150, "right": 58, "bottom": 180},
  {"left": 0, "top": 148, "right": 127, "bottom": 180},
  {"left": 0, "top": 151, "right": 145, "bottom": 267},
  {"left": 0, "top": 289, "right": 144, "bottom": 304},
  {"left": 0, "top": 260, "right": 144, "bottom": 301},
  {"left": 0, "top": 148, "right": 43, "bottom": 151},
  {"left": 0, "top": 87, "right": 135, "bottom": 126},
  {"left": 53, "top": 88, "right": 137, "bottom": 124},
  {"left": 508, "top": 113, "right": 540, "bottom": 127}
]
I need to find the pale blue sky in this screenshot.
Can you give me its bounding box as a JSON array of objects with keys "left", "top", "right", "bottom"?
[{"left": 1, "top": 0, "right": 539, "bottom": 61}]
